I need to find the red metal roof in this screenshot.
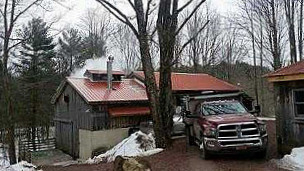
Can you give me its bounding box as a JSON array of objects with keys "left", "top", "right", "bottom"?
[
  {"left": 265, "top": 60, "right": 304, "bottom": 77},
  {"left": 67, "top": 78, "right": 147, "bottom": 103},
  {"left": 85, "top": 69, "right": 125, "bottom": 75},
  {"left": 133, "top": 71, "right": 239, "bottom": 91},
  {"left": 108, "top": 107, "right": 150, "bottom": 117}
]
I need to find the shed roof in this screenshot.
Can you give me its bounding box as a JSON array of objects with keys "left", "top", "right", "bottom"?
[
  {"left": 132, "top": 71, "right": 240, "bottom": 92},
  {"left": 52, "top": 71, "right": 240, "bottom": 105},
  {"left": 108, "top": 107, "right": 150, "bottom": 117},
  {"left": 265, "top": 60, "right": 304, "bottom": 82},
  {"left": 53, "top": 77, "right": 148, "bottom": 104}
]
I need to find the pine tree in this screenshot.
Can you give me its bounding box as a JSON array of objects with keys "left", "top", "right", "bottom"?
[
  {"left": 57, "top": 28, "right": 85, "bottom": 76},
  {"left": 17, "top": 18, "right": 57, "bottom": 151}
]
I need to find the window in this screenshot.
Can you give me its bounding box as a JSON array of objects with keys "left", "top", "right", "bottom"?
[
  {"left": 293, "top": 89, "right": 304, "bottom": 117},
  {"left": 201, "top": 101, "right": 247, "bottom": 116},
  {"left": 64, "top": 95, "right": 69, "bottom": 103}
]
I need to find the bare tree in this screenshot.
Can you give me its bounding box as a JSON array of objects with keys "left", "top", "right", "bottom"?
[
  {"left": 284, "top": 0, "right": 297, "bottom": 63},
  {"left": 299, "top": 0, "right": 303, "bottom": 60},
  {"left": 241, "top": 0, "right": 285, "bottom": 70},
  {"left": 95, "top": 0, "right": 162, "bottom": 146},
  {"left": 220, "top": 27, "right": 248, "bottom": 80},
  {"left": 113, "top": 24, "right": 141, "bottom": 73},
  {"left": 0, "top": 0, "right": 45, "bottom": 164},
  {"left": 95, "top": 0, "right": 208, "bottom": 147},
  {"left": 184, "top": 3, "right": 221, "bottom": 71},
  {"left": 259, "top": 0, "right": 284, "bottom": 70},
  {"left": 80, "top": 8, "right": 111, "bottom": 58}
]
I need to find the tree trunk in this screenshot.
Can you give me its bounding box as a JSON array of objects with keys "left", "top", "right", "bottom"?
[
  {"left": 158, "top": 32, "right": 175, "bottom": 147},
  {"left": 138, "top": 34, "right": 166, "bottom": 147},
  {"left": 299, "top": 0, "right": 303, "bottom": 60},
  {"left": 284, "top": 0, "right": 297, "bottom": 63},
  {"left": 155, "top": 0, "right": 178, "bottom": 148},
  {"left": 250, "top": 12, "right": 259, "bottom": 106},
  {"left": 259, "top": 17, "right": 265, "bottom": 116},
  {"left": 2, "top": 50, "right": 17, "bottom": 164},
  {"left": 271, "top": 0, "right": 281, "bottom": 70}
]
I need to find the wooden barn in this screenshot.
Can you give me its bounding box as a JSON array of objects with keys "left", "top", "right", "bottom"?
[
  {"left": 265, "top": 60, "right": 304, "bottom": 154},
  {"left": 52, "top": 60, "right": 247, "bottom": 159}
]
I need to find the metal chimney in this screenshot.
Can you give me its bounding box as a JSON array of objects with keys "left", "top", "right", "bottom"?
[{"left": 107, "top": 56, "right": 114, "bottom": 90}]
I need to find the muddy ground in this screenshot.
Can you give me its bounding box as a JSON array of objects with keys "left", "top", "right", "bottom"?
[{"left": 43, "top": 120, "right": 285, "bottom": 171}]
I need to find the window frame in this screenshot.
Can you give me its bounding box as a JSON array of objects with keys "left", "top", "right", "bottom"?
[{"left": 292, "top": 88, "right": 304, "bottom": 118}]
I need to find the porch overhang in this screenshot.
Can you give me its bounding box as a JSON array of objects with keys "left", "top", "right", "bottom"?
[{"left": 108, "top": 107, "right": 150, "bottom": 117}]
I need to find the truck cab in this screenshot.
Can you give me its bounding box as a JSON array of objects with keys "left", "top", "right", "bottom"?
[{"left": 184, "top": 94, "right": 268, "bottom": 159}]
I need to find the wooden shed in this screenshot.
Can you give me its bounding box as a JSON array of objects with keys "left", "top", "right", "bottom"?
[
  {"left": 265, "top": 61, "right": 304, "bottom": 154},
  {"left": 51, "top": 70, "right": 150, "bottom": 158}
]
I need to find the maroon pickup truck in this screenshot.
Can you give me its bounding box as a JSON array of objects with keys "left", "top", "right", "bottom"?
[{"left": 184, "top": 99, "right": 268, "bottom": 159}]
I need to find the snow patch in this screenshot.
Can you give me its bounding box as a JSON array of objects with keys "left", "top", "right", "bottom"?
[
  {"left": 86, "top": 131, "right": 163, "bottom": 163},
  {"left": 1, "top": 145, "right": 39, "bottom": 171},
  {"left": 275, "top": 147, "right": 304, "bottom": 171},
  {"left": 0, "top": 146, "right": 10, "bottom": 168},
  {"left": 0, "top": 161, "right": 39, "bottom": 171}
]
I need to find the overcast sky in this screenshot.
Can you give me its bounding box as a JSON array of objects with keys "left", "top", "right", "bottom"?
[
  {"left": 45, "top": 0, "right": 237, "bottom": 32},
  {"left": 42, "top": 0, "right": 238, "bottom": 75}
]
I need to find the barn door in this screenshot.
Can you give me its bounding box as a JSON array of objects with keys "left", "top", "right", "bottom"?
[{"left": 55, "top": 120, "right": 74, "bottom": 156}]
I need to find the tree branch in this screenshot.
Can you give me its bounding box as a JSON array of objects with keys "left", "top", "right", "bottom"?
[
  {"left": 175, "top": 0, "right": 206, "bottom": 35},
  {"left": 127, "top": 0, "right": 136, "bottom": 12},
  {"left": 13, "top": 0, "right": 42, "bottom": 23},
  {"left": 178, "top": 20, "right": 210, "bottom": 55},
  {"left": 177, "top": 0, "right": 193, "bottom": 13},
  {"left": 145, "top": 0, "right": 153, "bottom": 28},
  {"left": 95, "top": 0, "right": 139, "bottom": 37},
  {"left": 8, "top": 41, "right": 23, "bottom": 51},
  {"left": 3, "top": 0, "right": 9, "bottom": 34}
]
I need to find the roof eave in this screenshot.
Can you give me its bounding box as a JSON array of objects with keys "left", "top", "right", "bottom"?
[{"left": 267, "top": 73, "right": 304, "bottom": 82}]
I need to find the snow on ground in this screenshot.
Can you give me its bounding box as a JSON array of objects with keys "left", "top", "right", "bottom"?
[
  {"left": 1, "top": 144, "right": 39, "bottom": 171},
  {"left": 0, "top": 160, "right": 39, "bottom": 171},
  {"left": 275, "top": 147, "right": 304, "bottom": 171},
  {"left": 0, "top": 145, "right": 10, "bottom": 169},
  {"left": 86, "top": 131, "right": 163, "bottom": 163}
]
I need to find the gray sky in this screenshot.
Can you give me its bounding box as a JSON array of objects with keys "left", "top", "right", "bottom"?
[
  {"left": 43, "top": 0, "right": 237, "bottom": 75},
  {"left": 46, "top": 0, "right": 236, "bottom": 31}
]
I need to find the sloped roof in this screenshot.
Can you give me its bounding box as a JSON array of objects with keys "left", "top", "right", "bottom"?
[
  {"left": 132, "top": 71, "right": 240, "bottom": 92},
  {"left": 53, "top": 77, "right": 148, "bottom": 104},
  {"left": 265, "top": 60, "right": 304, "bottom": 77},
  {"left": 265, "top": 60, "right": 304, "bottom": 82},
  {"left": 52, "top": 71, "right": 240, "bottom": 105}
]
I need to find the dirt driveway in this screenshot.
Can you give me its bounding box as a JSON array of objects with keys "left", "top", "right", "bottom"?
[{"left": 43, "top": 120, "right": 284, "bottom": 171}]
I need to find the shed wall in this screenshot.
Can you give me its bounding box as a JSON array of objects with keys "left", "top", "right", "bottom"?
[
  {"left": 274, "top": 80, "right": 304, "bottom": 154},
  {"left": 54, "top": 84, "right": 102, "bottom": 158},
  {"left": 79, "top": 128, "right": 129, "bottom": 159}
]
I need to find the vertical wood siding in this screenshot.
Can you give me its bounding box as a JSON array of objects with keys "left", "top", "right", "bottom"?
[{"left": 274, "top": 80, "right": 304, "bottom": 154}]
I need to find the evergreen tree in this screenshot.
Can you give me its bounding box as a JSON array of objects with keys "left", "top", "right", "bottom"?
[
  {"left": 57, "top": 28, "right": 85, "bottom": 76},
  {"left": 82, "top": 32, "right": 107, "bottom": 59},
  {"left": 16, "top": 18, "right": 57, "bottom": 151}
]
